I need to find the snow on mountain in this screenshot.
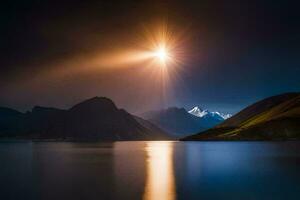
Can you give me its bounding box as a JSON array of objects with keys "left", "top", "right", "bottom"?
[
  {"left": 213, "top": 112, "right": 232, "bottom": 120},
  {"left": 188, "top": 106, "right": 208, "bottom": 117},
  {"left": 188, "top": 106, "right": 232, "bottom": 120}
]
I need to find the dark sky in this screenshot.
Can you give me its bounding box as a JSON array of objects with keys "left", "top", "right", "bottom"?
[{"left": 0, "top": 0, "right": 299, "bottom": 114}]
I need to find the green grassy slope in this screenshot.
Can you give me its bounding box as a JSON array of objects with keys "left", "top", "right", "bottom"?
[{"left": 182, "top": 93, "right": 300, "bottom": 140}]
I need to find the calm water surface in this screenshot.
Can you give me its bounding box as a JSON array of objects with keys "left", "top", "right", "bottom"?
[{"left": 1, "top": 141, "right": 300, "bottom": 200}]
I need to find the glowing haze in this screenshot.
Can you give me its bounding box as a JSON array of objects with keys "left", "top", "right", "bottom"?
[
  {"left": 1, "top": 0, "right": 299, "bottom": 114},
  {"left": 1, "top": 19, "right": 188, "bottom": 113}
]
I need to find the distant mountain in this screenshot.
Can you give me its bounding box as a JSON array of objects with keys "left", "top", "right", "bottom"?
[
  {"left": 188, "top": 106, "right": 232, "bottom": 120},
  {"left": 182, "top": 93, "right": 300, "bottom": 140},
  {"left": 141, "top": 107, "right": 224, "bottom": 137},
  {"left": 0, "top": 97, "right": 169, "bottom": 140}
]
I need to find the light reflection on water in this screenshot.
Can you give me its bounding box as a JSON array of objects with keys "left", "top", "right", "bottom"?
[
  {"left": 143, "top": 142, "right": 175, "bottom": 200},
  {"left": 2, "top": 141, "right": 300, "bottom": 200}
]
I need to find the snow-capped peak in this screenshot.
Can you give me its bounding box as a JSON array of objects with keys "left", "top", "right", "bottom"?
[
  {"left": 209, "top": 111, "right": 232, "bottom": 120},
  {"left": 188, "top": 106, "right": 208, "bottom": 117},
  {"left": 188, "top": 106, "right": 232, "bottom": 120},
  {"left": 212, "top": 112, "right": 232, "bottom": 120}
]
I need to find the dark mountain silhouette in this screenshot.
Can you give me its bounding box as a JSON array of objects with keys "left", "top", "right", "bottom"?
[
  {"left": 0, "top": 97, "right": 169, "bottom": 140},
  {"left": 141, "top": 107, "right": 222, "bottom": 137},
  {"left": 0, "top": 107, "right": 24, "bottom": 135},
  {"left": 182, "top": 93, "right": 300, "bottom": 140}
]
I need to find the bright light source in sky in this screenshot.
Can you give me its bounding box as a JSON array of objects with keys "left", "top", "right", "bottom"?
[
  {"left": 156, "top": 48, "right": 167, "bottom": 60},
  {"left": 154, "top": 46, "right": 170, "bottom": 65}
]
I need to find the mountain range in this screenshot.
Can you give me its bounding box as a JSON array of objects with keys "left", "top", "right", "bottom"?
[
  {"left": 182, "top": 93, "right": 300, "bottom": 140},
  {"left": 0, "top": 97, "right": 169, "bottom": 140},
  {"left": 141, "top": 107, "right": 229, "bottom": 137},
  {"left": 188, "top": 106, "right": 232, "bottom": 120},
  {"left": 1, "top": 93, "right": 299, "bottom": 141}
]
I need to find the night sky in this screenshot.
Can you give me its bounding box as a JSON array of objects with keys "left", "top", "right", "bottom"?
[{"left": 1, "top": 0, "right": 299, "bottom": 114}]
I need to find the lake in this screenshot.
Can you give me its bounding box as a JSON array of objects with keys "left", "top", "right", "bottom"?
[{"left": 1, "top": 141, "right": 300, "bottom": 200}]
